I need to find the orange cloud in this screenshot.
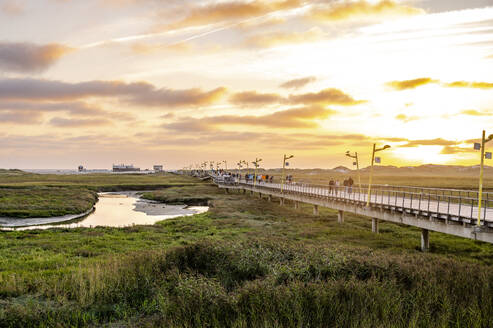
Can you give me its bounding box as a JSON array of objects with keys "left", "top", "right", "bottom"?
[
  {"left": 401, "top": 138, "right": 458, "bottom": 147},
  {"left": 229, "top": 91, "right": 283, "bottom": 105},
  {"left": 245, "top": 27, "right": 325, "bottom": 48},
  {"left": 280, "top": 76, "right": 317, "bottom": 89},
  {"left": 395, "top": 114, "right": 419, "bottom": 122},
  {"left": 459, "top": 109, "right": 492, "bottom": 116},
  {"left": 387, "top": 77, "right": 438, "bottom": 90},
  {"left": 444, "top": 81, "right": 493, "bottom": 89},
  {"left": 309, "top": 0, "right": 424, "bottom": 22},
  {"left": 440, "top": 146, "right": 473, "bottom": 155},
  {"left": 387, "top": 78, "right": 493, "bottom": 91},
  {"left": 166, "top": 0, "right": 301, "bottom": 30},
  {"left": 288, "top": 88, "right": 365, "bottom": 106},
  {"left": 165, "top": 106, "right": 336, "bottom": 131},
  {"left": 0, "top": 42, "right": 73, "bottom": 73}
]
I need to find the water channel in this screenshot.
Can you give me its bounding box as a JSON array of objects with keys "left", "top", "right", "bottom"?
[{"left": 0, "top": 192, "right": 208, "bottom": 230}]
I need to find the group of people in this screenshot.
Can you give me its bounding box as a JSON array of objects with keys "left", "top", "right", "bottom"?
[
  {"left": 245, "top": 174, "right": 274, "bottom": 183},
  {"left": 328, "top": 177, "right": 354, "bottom": 195}
]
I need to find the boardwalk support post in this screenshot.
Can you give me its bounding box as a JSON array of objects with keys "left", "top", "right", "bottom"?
[
  {"left": 338, "top": 210, "right": 344, "bottom": 223},
  {"left": 259, "top": 192, "right": 262, "bottom": 199},
  {"left": 313, "top": 205, "right": 319, "bottom": 216},
  {"left": 280, "top": 198, "right": 284, "bottom": 206},
  {"left": 225, "top": 188, "right": 229, "bottom": 194},
  {"left": 372, "top": 218, "right": 379, "bottom": 233},
  {"left": 421, "top": 229, "right": 429, "bottom": 252},
  {"left": 268, "top": 195, "right": 272, "bottom": 202},
  {"left": 294, "top": 201, "right": 299, "bottom": 209}
]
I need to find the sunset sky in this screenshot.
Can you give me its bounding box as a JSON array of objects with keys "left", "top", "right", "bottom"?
[{"left": 1, "top": 0, "right": 492, "bottom": 170}]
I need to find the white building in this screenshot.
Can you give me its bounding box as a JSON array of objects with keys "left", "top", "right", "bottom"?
[{"left": 153, "top": 165, "right": 164, "bottom": 172}]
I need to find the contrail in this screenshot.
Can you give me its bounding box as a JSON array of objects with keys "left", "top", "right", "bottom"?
[{"left": 78, "top": 5, "right": 310, "bottom": 50}]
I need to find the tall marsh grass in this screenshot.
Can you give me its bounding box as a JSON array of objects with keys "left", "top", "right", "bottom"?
[{"left": 1, "top": 240, "right": 493, "bottom": 327}]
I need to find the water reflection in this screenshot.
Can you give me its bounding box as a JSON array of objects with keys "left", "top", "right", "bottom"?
[{"left": 1, "top": 192, "right": 208, "bottom": 230}]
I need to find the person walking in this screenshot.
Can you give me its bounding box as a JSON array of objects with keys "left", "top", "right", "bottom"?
[
  {"left": 348, "top": 176, "right": 354, "bottom": 194},
  {"left": 329, "top": 178, "right": 335, "bottom": 195}
]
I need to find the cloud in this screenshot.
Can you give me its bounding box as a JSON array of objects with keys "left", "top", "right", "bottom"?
[
  {"left": 309, "top": 0, "right": 425, "bottom": 22},
  {"left": 280, "top": 76, "right": 317, "bottom": 89},
  {"left": 444, "top": 81, "right": 493, "bottom": 89},
  {"left": 0, "top": 42, "right": 73, "bottom": 73},
  {"left": 395, "top": 113, "right": 419, "bottom": 122},
  {"left": 229, "top": 91, "right": 283, "bottom": 105},
  {"left": 288, "top": 88, "right": 365, "bottom": 106},
  {"left": 164, "top": 106, "right": 336, "bottom": 131},
  {"left": 386, "top": 78, "right": 493, "bottom": 91},
  {"left": 245, "top": 27, "right": 325, "bottom": 48},
  {"left": 229, "top": 87, "right": 364, "bottom": 107},
  {"left": 440, "top": 146, "right": 473, "bottom": 155},
  {"left": 131, "top": 86, "right": 227, "bottom": 107},
  {"left": 401, "top": 138, "right": 458, "bottom": 147},
  {"left": 0, "top": 101, "right": 106, "bottom": 116},
  {"left": 130, "top": 41, "right": 194, "bottom": 54},
  {"left": 1, "top": 1, "right": 24, "bottom": 15},
  {"left": 458, "top": 109, "right": 492, "bottom": 116},
  {"left": 386, "top": 77, "right": 438, "bottom": 90},
  {"left": 165, "top": 0, "right": 301, "bottom": 30},
  {"left": 49, "top": 117, "right": 113, "bottom": 128},
  {"left": 0, "top": 111, "right": 43, "bottom": 124},
  {"left": 0, "top": 78, "right": 227, "bottom": 108}
]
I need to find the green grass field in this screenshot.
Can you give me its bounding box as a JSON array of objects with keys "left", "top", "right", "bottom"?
[
  {"left": 0, "top": 170, "right": 197, "bottom": 218},
  {"left": 1, "top": 171, "right": 493, "bottom": 327}
]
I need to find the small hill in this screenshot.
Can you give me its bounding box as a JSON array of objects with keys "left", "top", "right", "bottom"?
[{"left": 332, "top": 166, "right": 351, "bottom": 173}]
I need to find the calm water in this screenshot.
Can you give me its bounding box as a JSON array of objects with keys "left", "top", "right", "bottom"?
[{"left": 1, "top": 192, "right": 208, "bottom": 230}]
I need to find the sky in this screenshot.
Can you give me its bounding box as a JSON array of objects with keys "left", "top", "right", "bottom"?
[{"left": 0, "top": 0, "right": 492, "bottom": 170}]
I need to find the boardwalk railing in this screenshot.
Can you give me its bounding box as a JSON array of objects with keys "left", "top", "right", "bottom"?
[{"left": 211, "top": 175, "right": 493, "bottom": 227}]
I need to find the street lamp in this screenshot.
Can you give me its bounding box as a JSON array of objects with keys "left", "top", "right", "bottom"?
[
  {"left": 346, "top": 150, "right": 361, "bottom": 194},
  {"left": 281, "top": 154, "right": 294, "bottom": 193},
  {"left": 241, "top": 160, "right": 249, "bottom": 176},
  {"left": 366, "top": 144, "right": 391, "bottom": 206},
  {"left": 475, "top": 130, "right": 493, "bottom": 226},
  {"left": 252, "top": 158, "right": 262, "bottom": 187}
]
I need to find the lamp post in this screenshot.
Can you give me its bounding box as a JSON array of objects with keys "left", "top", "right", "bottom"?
[
  {"left": 223, "top": 160, "right": 228, "bottom": 172},
  {"left": 252, "top": 158, "right": 262, "bottom": 187},
  {"left": 346, "top": 150, "right": 361, "bottom": 194},
  {"left": 475, "top": 130, "right": 493, "bottom": 226},
  {"left": 241, "top": 160, "right": 249, "bottom": 179},
  {"left": 281, "top": 154, "right": 294, "bottom": 193},
  {"left": 366, "top": 144, "right": 391, "bottom": 206},
  {"left": 237, "top": 161, "right": 242, "bottom": 183}
]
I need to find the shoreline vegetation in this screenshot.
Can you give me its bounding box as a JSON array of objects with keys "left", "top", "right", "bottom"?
[{"left": 0, "top": 170, "right": 493, "bottom": 326}]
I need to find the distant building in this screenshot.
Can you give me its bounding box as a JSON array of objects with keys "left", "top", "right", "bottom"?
[
  {"left": 153, "top": 165, "right": 164, "bottom": 172},
  {"left": 78, "top": 165, "right": 85, "bottom": 172},
  {"left": 113, "top": 164, "right": 140, "bottom": 172}
]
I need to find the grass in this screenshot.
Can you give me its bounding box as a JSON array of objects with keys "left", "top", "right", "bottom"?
[
  {"left": 0, "top": 187, "right": 97, "bottom": 218},
  {"left": 1, "top": 172, "right": 493, "bottom": 326},
  {"left": 0, "top": 171, "right": 196, "bottom": 218}
]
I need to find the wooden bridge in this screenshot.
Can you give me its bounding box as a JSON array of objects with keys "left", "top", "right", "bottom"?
[{"left": 210, "top": 176, "right": 493, "bottom": 251}]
